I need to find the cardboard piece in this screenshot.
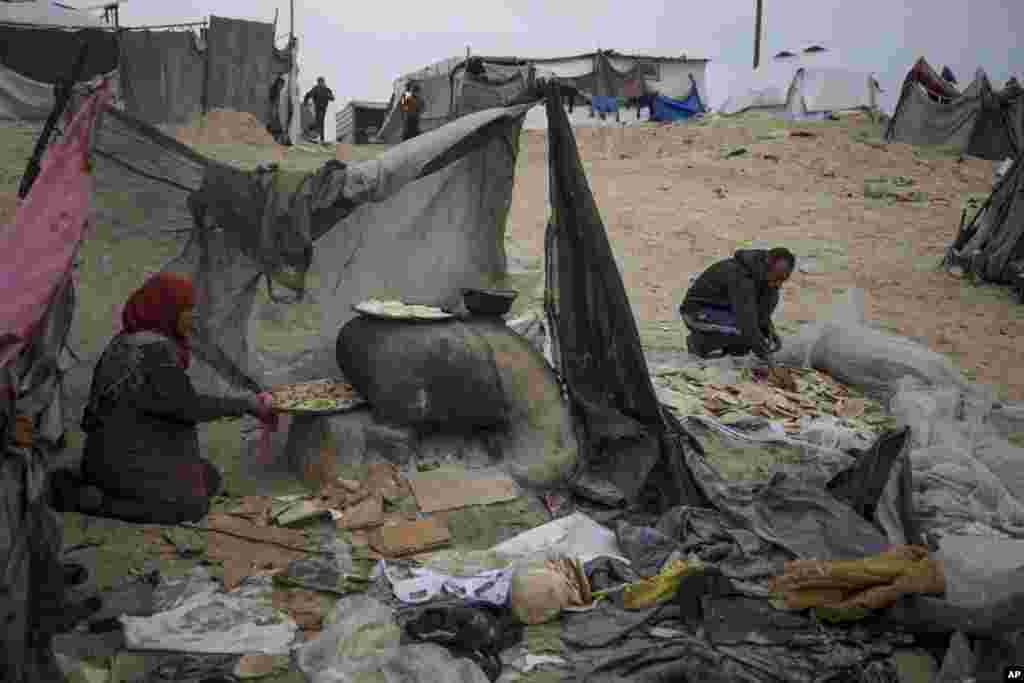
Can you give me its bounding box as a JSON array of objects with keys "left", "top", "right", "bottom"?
[
  {"left": 368, "top": 517, "right": 451, "bottom": 557},
  {"left": 410, "top": 477, "right": 519, "bottom": 513},
  {"left": 335, "top": 493, "right": 384, "bottom": 530},
  {"left": 204, "top": 514, "right": 310, "bottom": 591}
]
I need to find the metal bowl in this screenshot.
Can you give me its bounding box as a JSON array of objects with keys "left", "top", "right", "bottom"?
[{"left": 462, "top": 288, "right": 519, "bottom": 317}]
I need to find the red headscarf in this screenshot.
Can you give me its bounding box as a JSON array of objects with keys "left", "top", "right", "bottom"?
[{"left": 122, "top": 272, "right": 195, "bottom": 369}]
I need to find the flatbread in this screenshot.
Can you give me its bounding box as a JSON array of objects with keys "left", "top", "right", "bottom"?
[
  {"left": 354, "top": 299, "right": 453, "bottom": 320},
  {"left": 269, "top": 379, "right": 365, "bottom": 413}
]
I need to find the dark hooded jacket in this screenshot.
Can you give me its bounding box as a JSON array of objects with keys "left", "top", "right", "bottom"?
[{"left": 680, "top": 249, "right": 780, "bottom": 355}]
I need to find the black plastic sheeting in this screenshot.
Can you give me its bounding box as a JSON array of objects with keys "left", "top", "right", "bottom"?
[
  {"left": 951, "top": 149, "right": 1024, "bottom": 284},
  {"left": 205, "top": 16, "right": 278, "bottom": 123},
  {"left": 542, "top": 80, "right": 708, "bottom": 512},
  {"left": 118, "top": 30, "right": 206, "bottom": 126},
  {"left": 0, "top": 26, "right": 117, "bottom": 84}
]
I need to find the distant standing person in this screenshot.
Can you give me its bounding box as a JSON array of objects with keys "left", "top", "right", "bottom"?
[
  {"left": 679, "top": 247, "right": 795, "bottom": 361},
  {"left": 400, "top": 81, "right": 423, "bottom": 141},
  {"left": 303, "top": 77, "right": 335, "bottom": 142}
]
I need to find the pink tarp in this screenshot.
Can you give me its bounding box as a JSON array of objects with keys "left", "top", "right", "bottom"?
[{"left": 0, "top": 82, "right": 112, "bottom": 370}]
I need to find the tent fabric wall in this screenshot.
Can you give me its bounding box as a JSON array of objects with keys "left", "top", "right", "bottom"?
[
  {"left": 955, "top": 154, "right": 1024, "bottom": 284},
  {"left": 0, "top": 26, "right": 118, "bottom": 85},
  {"left": 720, "top": 64, "right": 878, "bottom": 118},
  {"left": 0, "top": 63, "right": 58, "bottom": 120},
  {"left": 885, "top": 70, "right": 1020, "bottom": 161},
  {"left": 119, "top": 30, "right": 206, "bottom": 126},
  {"left": 205, "top": 16, "right": 277, "bottom": 123}
]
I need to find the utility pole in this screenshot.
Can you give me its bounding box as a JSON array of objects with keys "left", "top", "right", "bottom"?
[{"left": 753, "top": 0, "right": 764, "bottom": 69}]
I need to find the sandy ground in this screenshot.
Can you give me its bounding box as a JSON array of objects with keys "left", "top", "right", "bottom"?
[{"left": 505, "top": 116, "right": 1024, "bottom": 402}]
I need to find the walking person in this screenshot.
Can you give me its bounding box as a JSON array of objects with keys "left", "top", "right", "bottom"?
[{"left": 303, "top": 77, "right": 335, "bottom": 143}]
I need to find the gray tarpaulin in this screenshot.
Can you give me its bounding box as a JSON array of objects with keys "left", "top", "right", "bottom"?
[
  {"left": 885, "top": 72, "right": 1020, "bottom": 161},
  {"left": 55, "top": 100, "right": 538, "bottom": 433},
  {"left": 119, "top": 30, "right": 206, "bottom": 126},
  {"left": 205, "top": 16, "right": 276, "bottom": 123},
  {"left": 955, "top": 151, "right": 1024, "bottom": 284}
]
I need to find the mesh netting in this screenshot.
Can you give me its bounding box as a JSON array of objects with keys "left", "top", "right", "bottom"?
[{"left": 56, "top": 95, "right": 536, "bottom": 448}]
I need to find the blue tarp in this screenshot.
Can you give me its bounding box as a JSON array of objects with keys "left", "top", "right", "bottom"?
[
  {"left": 591, "top": 96, "right": 619, "bottom": 114},
  {"left": 651, "top": 84, "right": 705, "bottom": 122}
]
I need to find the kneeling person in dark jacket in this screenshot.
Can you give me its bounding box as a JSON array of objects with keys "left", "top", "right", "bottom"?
[{"left": 679, "top": 247, "right": 795, "bottom": 360}]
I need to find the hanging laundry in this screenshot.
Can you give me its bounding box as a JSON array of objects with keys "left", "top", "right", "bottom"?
[{"left": 590, "top": 96, "right": 619, "bottom": 115}]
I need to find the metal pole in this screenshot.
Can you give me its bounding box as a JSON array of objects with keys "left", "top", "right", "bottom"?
[
  {"left": 753, "top": 0, "right": 764, "bottom": 69},
  {"left": 273, "top": 8, "right": 278, "bottom": 36}
]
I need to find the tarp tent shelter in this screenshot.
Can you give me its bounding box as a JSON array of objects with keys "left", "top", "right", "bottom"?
[
  {"left": 524, "top": 50, "right": 709, "bottom": 129},
  {"left": 947, "top": 153, "right": 1024, "bottom": 285},
  {"left": 119, "top": 16, "right": 297, "bottom": 130},
  {"left": 884, "top": 58, "right": 1023, "bottom": 161},
  {"left": 0, "top": 0, "right": 118, "bottom": 121},
  {"left": 719, "top": 59, "right": 880, "bottom": 120},
  {"left": 374, "top": 56, "right": 535, "bottom": 143},
  {"left": 7, "top": 73, "right": 707, "bottom": 511}
]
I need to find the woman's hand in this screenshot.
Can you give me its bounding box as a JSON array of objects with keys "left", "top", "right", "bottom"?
[{"left": 246, "top": 393, "right": 278, "bottom": 424}]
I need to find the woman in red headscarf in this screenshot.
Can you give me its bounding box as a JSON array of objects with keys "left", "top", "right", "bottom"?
[{"left": 52, "top": 273, "right": 273, "bottom": 523}]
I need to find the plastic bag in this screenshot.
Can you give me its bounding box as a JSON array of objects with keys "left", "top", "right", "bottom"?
[
  {"left": 776, "top": 289, "right": 965, "bottom": 401},
  {"left": 297, "top": 595, "right": 491, "bottom": 683}
]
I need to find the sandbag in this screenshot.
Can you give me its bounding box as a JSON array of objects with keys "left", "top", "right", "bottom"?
[{"left": 335, "top": 317, "right": 511, "bottom": 430}]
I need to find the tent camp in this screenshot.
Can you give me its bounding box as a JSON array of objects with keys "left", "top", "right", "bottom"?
[
  {"left": 947, "top": 153, "right": 1024, "bottom": 288},
  {"left": 884, "top": 57, "right": 1023, "bottom": 161},
  {"left": 524, "top": 50, "right": 709, "bottom": 128},
  {"left": 0, "top": 4, "right": 299, "bottom": 135},
  {"left": 717, "top": 50, "right": 880, "bottom": 120},
  {"left": 0, "top": 0, "right": 118, "bottom": 121},
  {"left": 376, "top": 50, "right": 709, "bottom": 136}
]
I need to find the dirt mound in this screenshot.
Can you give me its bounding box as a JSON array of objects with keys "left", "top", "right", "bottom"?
[
  {"left": 168, "top": 109, "right": 277, "bottom": 147},
  {"left": 0, "top": 191, "right": 17, "bottom": 227}
]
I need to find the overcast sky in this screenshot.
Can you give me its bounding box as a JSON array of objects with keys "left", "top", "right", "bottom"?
[{"left": 115, "top": 0, "right": 1022, "bottom": 123}]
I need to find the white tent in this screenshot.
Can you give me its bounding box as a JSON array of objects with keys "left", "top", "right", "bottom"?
[{"left": 715, "top": 51, "right": 880, "bottom": 119}]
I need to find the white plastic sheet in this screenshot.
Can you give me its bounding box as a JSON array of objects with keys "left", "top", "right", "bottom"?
[
  {"left": 120, "top": 588, "right": 299, "bottom": 655},
  {"left": 490, "top": 512, "right": 627, "bottom": 565},
  {"left": 296, "top": 595, "right": 489, "bottom": 683}
]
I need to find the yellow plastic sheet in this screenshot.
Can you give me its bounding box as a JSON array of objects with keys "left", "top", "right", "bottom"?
[{"left": 622, "top": 559, "right": 701, "bottom": 610}]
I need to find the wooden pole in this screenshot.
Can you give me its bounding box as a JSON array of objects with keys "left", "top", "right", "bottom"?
[{"left": 753, "top": 0, "right": 764, "bottom": 69}]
